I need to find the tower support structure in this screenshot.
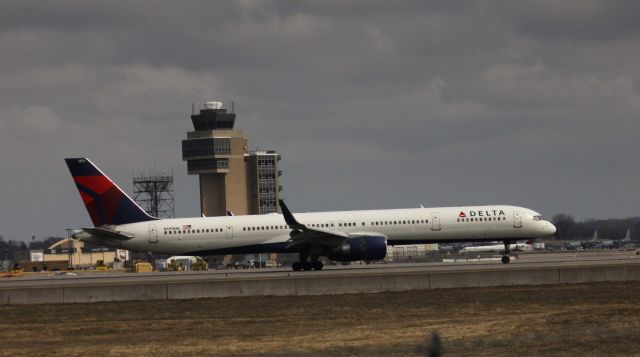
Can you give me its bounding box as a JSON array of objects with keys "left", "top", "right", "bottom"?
[{"left": 133, "top": 171, "right": 175, "bottom": 218}]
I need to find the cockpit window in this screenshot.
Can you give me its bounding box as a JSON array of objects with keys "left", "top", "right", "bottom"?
[{"left": 532, "top": 215, "right": 544, "bottom": 221}]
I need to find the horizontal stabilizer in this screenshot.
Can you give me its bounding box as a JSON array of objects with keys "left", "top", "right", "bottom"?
[{"left": 81, "top": 227, "right": 135, "bottom": 241}]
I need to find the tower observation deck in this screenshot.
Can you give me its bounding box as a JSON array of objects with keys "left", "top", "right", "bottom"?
[
  {"left": 190, "top": 101, "right": 236, "bottom": 130},
  {"left": 182, "top": 101, "right": 282, "bottom": 217}
]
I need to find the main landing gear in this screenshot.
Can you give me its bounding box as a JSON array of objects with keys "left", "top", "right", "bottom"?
[
  {"left": 501, "top": 241, "right": 511, "bottom": 264},
  {"left": 292, "top": 251, "right": 323, "bottom": 271},
  {"left": 292, "top": 261, "right": 323, "bottom": 271}
]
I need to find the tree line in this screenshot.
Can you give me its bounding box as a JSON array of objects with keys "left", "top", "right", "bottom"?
[
  {"left": 0, "top": 236, "right": 63, "bottom": 261},
  {"left": 552, "top": 214, "right": 639, "bottom": 241}
]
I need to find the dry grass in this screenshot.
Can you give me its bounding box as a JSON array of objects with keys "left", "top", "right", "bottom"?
[{"left": 1, "top": 282, "right": 640, "bottom": 356}]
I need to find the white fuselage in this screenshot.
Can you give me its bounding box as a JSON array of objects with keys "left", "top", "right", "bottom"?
[
  {"left": 460, "top": 242, "right": 531, "bottom": 254},
  {"left": 79, "top": 205, "right": 555, "bottom": 255}
]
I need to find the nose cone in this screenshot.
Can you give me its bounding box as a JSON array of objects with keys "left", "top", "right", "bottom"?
[{"left": 546, "top": 222, "right": 556, "bottom": 236}]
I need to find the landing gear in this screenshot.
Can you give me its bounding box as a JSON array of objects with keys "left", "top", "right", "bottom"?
[
  {"left": 291, "top": 251, "right": 323, "bottom": 271},
  {"left": 291, "top": 261, "right": 323, "bottom": 271},
  {"left": 502, "top": 241, "right": 511, "bottom": 264},
  {"left": 312, "top": 261, "right": 323, "bottom": 271}
]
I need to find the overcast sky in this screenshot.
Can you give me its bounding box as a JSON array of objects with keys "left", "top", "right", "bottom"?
[{"left": 1, "top": 1, "right": 639, "bottom": 241}]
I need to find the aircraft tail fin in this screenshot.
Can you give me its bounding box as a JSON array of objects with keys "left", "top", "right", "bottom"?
[{"left": 65, "top": 158, "right": 157, "bottom": 226}]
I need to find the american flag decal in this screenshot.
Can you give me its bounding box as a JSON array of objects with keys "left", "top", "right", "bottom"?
[{"left": 183, "top": 224, "right": 192, "bottom": 230}]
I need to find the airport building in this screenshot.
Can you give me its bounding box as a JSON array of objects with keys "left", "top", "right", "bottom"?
[
  {"left": 182, "top": 101, "right": 282, "bottom": 217},
  {"left": 28, "top": 238, "right": 126, "bottom": 270}
]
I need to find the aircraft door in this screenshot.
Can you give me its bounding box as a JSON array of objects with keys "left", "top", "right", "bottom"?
[
  {"left": 513, "top": 211, "right": 523, "bottom": 228},
  {"left": 431, "top": 212, "right": 442, "bottom": 231},
  {"left": 225, "top": 225, "right": 233, "bottom": 239},
  {"left": 148, "top": 224, "right": 158, "bottom": 243}
]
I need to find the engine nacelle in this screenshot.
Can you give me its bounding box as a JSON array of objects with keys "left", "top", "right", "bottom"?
[{"left": 329, "top": 235, "right": 387, "bottom": 262}]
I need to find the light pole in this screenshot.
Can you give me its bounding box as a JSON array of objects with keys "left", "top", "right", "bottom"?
[{"left": 66, "top": 229, "right": 73, "bottom": 270}]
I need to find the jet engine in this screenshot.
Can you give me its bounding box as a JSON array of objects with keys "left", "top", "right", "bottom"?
[{"left": 329, "top": 236, "right": 387, "bottom": 262}]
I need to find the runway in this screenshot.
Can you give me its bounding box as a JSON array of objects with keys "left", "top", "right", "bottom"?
[{"left": 2, "top": 250, "right": 639, "bottom": 290}]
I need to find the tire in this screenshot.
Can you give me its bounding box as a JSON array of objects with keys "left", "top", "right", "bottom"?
[{"left": 313, "top": 261, "right": 323, "bottom": 271}]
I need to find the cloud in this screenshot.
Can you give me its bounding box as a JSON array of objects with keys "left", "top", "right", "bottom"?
[{"left": 1, "top": 1, "right": 639, "bottom": 239}]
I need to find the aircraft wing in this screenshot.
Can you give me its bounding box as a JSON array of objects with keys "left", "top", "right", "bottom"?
[
  {"left": 80, "top": 227, "right": 135, "bottom": 241},
  {"left": 279, "top": 199, "right": 349, "bottom": 249}
]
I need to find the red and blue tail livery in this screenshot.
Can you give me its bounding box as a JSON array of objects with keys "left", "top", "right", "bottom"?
[{"left": 65, "top": 158, "right": 156, "bottom": 226}]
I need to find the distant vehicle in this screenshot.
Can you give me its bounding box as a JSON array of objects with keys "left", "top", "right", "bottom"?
[
  {"left": 265, "top": 260, "right": 279, "bottom": 268},
  {"left": 65, "top": 158, "right": 555, "bottom": 268},
  {"left": 565, "top": 241, "right": 584, "bottom": 250},
  {"left": 233, "top": 261, "right": 250, "bottom": 269}
]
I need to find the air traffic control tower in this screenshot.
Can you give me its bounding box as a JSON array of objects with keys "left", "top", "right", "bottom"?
[{"left": 182, "top": 101, "right": 282, "bottom": 217}]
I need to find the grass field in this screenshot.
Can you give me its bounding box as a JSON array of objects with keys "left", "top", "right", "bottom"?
[{"left": 1, "top": 282, "right": 640, "bottom": 356}]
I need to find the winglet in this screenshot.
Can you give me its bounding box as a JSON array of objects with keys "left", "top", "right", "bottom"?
[{"left": 279, "top": 199, "right": 305, "bottom": 230}]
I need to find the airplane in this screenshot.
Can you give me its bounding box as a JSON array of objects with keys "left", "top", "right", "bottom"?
[
  {"left": 586, "top": 229, "right": 617, "bottom": 249},
  {"left": 570, "top": 229, "right": 630, "bottom": 250},
  {"left": 459, "top": 240, "right": 533, "bottom": 254},
  {"left": 65, "top": 158, "right": 556, "bottom": 271},
  {"left": 614, "top": 228, "right": 632, "bottom": 248}
]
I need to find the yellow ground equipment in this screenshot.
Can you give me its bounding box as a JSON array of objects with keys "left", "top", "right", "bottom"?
[
  {"left": 135, "top": 262, "right": 153, "bottom": 273},
  {"left": 192, "top": 257, "right": 209, "bottom": 271},
  {"left": 95, "top": 260, "right": 108, "bottom": 271}
]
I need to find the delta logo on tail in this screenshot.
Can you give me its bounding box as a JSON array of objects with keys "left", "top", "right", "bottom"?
[
  {"left": 73, "top": 175, "right": 126, "bottom": 226},
  {"left": 65, "top": 158, "right": 156, "bottom": 226}
]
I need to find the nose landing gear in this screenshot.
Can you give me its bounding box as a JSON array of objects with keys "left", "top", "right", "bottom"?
[{"left": 502, "top": 241, "right": 512, "bottom": 264}]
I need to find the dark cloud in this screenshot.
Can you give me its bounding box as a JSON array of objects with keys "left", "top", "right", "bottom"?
[{"left": 1, "top": 1, "right": 639, "bottom": 240}]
